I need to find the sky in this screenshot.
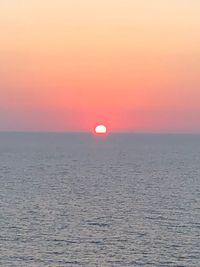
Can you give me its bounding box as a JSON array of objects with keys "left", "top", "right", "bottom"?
[{"left": 0, "top": 0, "right": 200, "bottom": 132}]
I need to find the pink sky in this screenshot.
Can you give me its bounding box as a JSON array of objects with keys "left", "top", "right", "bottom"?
[{"left": 0, "top": 0, "right": 200, "bottom": 132}]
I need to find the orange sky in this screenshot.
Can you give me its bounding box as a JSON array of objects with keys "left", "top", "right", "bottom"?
[{"left": 0, "top": 0, "right": 200, "bottom": 132}]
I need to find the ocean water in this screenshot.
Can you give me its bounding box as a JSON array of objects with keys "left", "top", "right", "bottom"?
[{"left": 0, "top": 133, "right": 199, "bottom": 267}]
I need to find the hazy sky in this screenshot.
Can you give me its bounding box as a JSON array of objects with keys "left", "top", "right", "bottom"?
[{"left": 0, "top": 0, "right": 200, "bottom": 132}]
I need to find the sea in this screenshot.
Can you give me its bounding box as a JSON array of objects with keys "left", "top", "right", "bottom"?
[{"left": 0, "top": 133, "right": 199, "bottom": 267}]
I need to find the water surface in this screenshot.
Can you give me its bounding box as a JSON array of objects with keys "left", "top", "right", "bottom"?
[{"left": 0, "top": 133, "right": 199, "bottom": 266}]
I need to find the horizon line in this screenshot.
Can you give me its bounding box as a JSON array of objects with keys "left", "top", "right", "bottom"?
[{"left": 0, "top": 131, "right": 200, "bottom": 135}]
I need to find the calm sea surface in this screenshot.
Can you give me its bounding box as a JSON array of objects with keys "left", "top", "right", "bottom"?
[{"left": 0, "top": 133, "right": 199, "bottom": 267}]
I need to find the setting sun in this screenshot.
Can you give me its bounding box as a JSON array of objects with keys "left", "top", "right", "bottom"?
[{"left": 95, "top": 125, "right": 107, "bottom": 135}]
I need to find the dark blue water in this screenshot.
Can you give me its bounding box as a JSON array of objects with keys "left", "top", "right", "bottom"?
[{"left": 0, "top": 133, "right": 199, "bottom": 266}]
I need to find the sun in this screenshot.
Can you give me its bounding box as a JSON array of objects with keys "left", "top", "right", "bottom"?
[{"left": 95, "top": 124, "right": 107, "bottom": 135}]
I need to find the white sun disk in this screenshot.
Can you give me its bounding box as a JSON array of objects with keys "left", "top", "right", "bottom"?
[{"left": 95, "top": 125, "right": 107, "bottom": 134}]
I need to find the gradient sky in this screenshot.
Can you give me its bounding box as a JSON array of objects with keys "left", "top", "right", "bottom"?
[{"left": 0, "top": 0, "right": 200, "bottom": 132}]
